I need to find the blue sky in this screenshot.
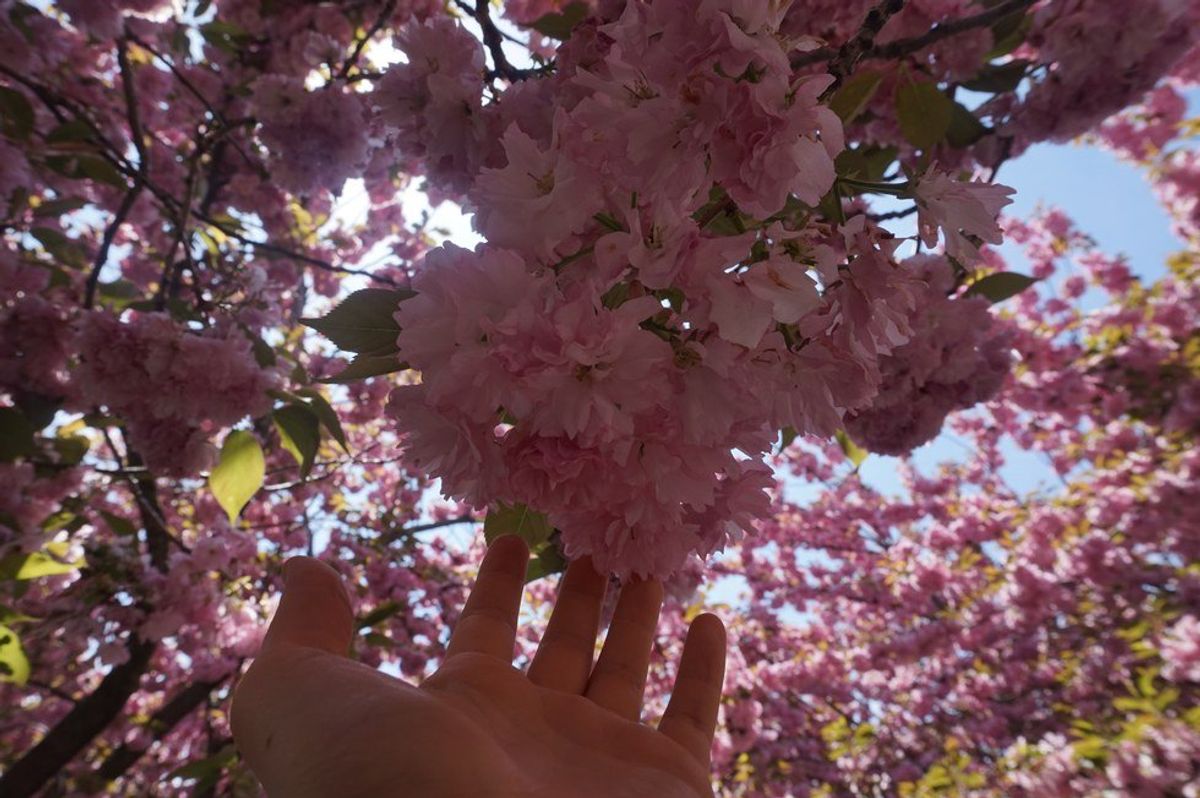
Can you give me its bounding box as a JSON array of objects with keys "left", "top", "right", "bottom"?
[{"left": 852, "top": 92, "right": 1200, "bottom": 499}]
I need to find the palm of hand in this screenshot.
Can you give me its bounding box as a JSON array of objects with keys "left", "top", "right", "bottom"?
[{"left": 232, "top": 537, "right": 725, "bottom": 798}]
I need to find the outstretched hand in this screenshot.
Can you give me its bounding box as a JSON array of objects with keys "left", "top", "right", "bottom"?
[{"left": 231, "top": 535, "right": 726, "bottom": 797}]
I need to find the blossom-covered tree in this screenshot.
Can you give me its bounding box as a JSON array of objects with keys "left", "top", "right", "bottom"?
[{"left": 0, "top": 0, "right": 1197, "bottom": 795}]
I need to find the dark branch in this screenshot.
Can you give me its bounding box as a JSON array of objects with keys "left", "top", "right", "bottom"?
[
  {"left": 0, "top": 639, "right": 154, "bottom": 798},
  {"left": 95, "top": 676, "right": 230, "bottom": 784},
  {"left": 824, "top": 0, "right": 907, "bottom": 91},
  {"left": 82, "top": 185, "right": 142, "bottom": 309},
  {"left": 454, "top": 0, "right": 547, "bottom": 82},
  {"left": 792, "top": 0, "right": 1036, "bottom": 70},
  {"left": 868, "top": 0, "right": 1036, "bottom": 61},
  {"left": 383, "top": 514, "right": 479, "bottom": 544},
  {"left": 868, "top": 205, "right": 918, "bottom": 222},
  {"left": 117, "top": 37, "right": 148, "bottom": 173}
]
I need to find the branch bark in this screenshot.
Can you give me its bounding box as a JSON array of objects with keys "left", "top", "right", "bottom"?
[
  {"left": 0, "top": 638, "right": 154, "bottom": 798},
  {"left": 93, "top": 676, "right": 229, "bottom": 786}
]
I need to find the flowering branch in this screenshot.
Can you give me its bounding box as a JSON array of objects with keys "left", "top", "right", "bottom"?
[
  {"left": 793, "top": 0, "right": 1037, "bottom": 69},
  {"left": 869, "top": 0, "right": 1038, "bottom": 61}
]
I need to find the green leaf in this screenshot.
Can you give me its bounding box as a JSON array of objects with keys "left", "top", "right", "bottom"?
[
  {"left": 209, "top": 431, "right": 265, "bottom": 523},
  {"left": 945, "top": 100, "right": 990, "bottom": 148},
  {"left": 33, "top": 197, "right": 89, "bottom": 217},
  {"left": 835, "top": 430, "right": 868, "bottom": 468},
  {"left": 357, "top": 600, "right": 404, "bottom": 630},
  {"left": 78, "top": 156, "right": 128, "bottom": 188},
  {"left": 14, "top": 392, "right": 61, "bottom": 429},
  {"left": 817, "top": 185, "right": 845, "bottom": 225},
  {"left": 962, "top": 60, "right": 1029, "bottom": 93},
  {"left": 0, "top": 407, "right": 36, "bottom": 462},
  {"left": 273, "top": 404, "right": 321, "bottom": 478},
  {"left": 201, "top": 20, "right": 250, "bottom": 53},
  {"left": 1072, "top": 736, "right": 1107, "bottom": 762},
  {"left": 525, "top": 545, "right": 568, "bottom": 583},
  {"left": 44, "top": 155, "right": 128, "bottom": 189},
  {"left": 0, "top": 624, "right": 30, "bottom": 685},
  {"left": 46, "top": 119, "right": 93, "bottom": 145},
  {"left": 100, "top": 510, "right": 138, "bottom": 536},
  {"left": 829, "top": 70, "right": 883, "bottom": 123},
  {"left": 986, "top": 9, "right": 1031, "bottom": 59},
  {"left": 601, "top": 281, "right": 631, "bottom": 309},
  {"left": 527, "top": 2, "right": 588, "bottom": 39},
  {"left": 894, "top": 80, "right": 953, "bottom": 151},
  {"left": 318, "top": 353, "right": 409, "bottom": 383},
  {"left": 296, "top": 389, "right": 348, "bottom": 451},
  {"left": 835, "top": 145, "right": 899, "bottom": 182},
  {"left": 483, "top": 503, "right": 554, "bottom": 548},
  {"left": 964, "top": 271, "right": 1038, "bottom": 303},
  {"left": 0, "top": 85, "right": 34, "bottom": 140},
  {"left": 31, "top": 227, "right": 87, "bottom": 268},
  {"left": 170, "top": 744, "right": 237, "bottom": 792},
  {"left": 779, "top": 426, "right": 799, "bottom": 452},
  {"left": 0, "top": 550, "right": 83, "bottom": 580},
  {"left": 300, "top": 288, "right": 414, "bottom": 355},
  {"left": 52, "top": 434, "right": 89, "bottom": 466}
]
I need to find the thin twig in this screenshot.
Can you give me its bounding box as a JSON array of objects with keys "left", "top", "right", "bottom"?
[
  {"left": 83, "top": 39, "right": 149, "bottom": 309},
  {"left": 382, "top": 514, "right": 479, "bottom": 544},
  {"left": 793, "top": 0, "right": 1037, "bottom": 69},
  {"left": 336, "top": 0, "right": 397, "bottom": 81},
  {"left": 83, "top": 187, "right": 142, "bottom": 309},
  {"left": 868, "top": 0, "right": 1037, "bottom": 61}
]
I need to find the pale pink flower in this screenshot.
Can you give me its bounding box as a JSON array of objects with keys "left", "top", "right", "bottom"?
[{"left": 912, "top": 170, "right": 1015, "bottom": 263}]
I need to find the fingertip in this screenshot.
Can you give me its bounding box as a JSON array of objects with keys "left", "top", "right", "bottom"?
[
  {"left": 262, "top": 556, "right": 354, "bottom": 656},
  {"left": 689, "top": 612, "right": 726, "bottom": 646}
]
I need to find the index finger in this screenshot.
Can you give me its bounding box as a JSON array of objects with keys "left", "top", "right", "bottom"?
[{"left": 445, "top": 535, "right": 530, "bottom": 662}]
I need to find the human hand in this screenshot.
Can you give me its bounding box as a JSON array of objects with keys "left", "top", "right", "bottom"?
[{"left": 231, "top": 535, "right": 726, "bottom": 797}]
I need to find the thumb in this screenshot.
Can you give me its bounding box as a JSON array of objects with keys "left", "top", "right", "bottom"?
[{"left": 261, "top": 557, "right": 354, "bottom": 656}]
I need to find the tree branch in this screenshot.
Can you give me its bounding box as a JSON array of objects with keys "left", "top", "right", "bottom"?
[
  {"left": 0, "top": 638, "right": 154, "bottom": 798},
  {"left": 382, "top": 514, "right": 478, "bottom": 544},
  {"left": 82, "top": 185, "right": 142, "bottom": 309},
  {"left": 454, "top": 0, "right": 548, "bottom": 82},
  {"left": 94, "top": 676, "right": 230, "bottom": 785},
  {"left": 824, "top": 0, "right": 906, "bottom": 91},
  {"left": 792, "top": 0, "right": 1036, "bottom": 70},
  {"left": 868, "top": 0, "right": 1037, "bottom": 62}
]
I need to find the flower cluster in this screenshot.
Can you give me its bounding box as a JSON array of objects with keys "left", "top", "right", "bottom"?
[
  {"left": 74, "top": 313, "right": 276, "bottom": 476},
  {"left": 383, "top": 2, "right": 1013, "bottom": 578},
  {"left": 845, "top": 255, "right": 1013, "bottom": 454},
  {"left": 253, "top": 77, "right": 372, "bottom": 195}
]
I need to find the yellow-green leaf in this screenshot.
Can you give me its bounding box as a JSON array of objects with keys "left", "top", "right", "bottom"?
[
  {"left": 0, "top": 550, "right": 84, "bottom": 580},
  {"left": 483, "top": 503, "right": 554, "bottom": 548},
  {"left": 0, "top": 624, "right": 29, "bottom": 684},
  {"left": 209, "top": 431, "right": 264, "bottom": 523},
  {"left": 836, "top": 430, "right": 869, "bottom": 468}
]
